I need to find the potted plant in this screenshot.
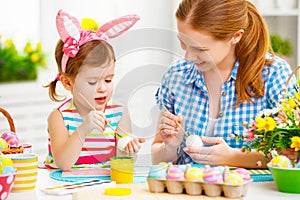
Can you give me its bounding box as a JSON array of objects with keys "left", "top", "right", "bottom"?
[
  {"left": 270, "top": 33, "right": 293, "bottom": 62},
  {"left": 237, "top": 65, "right": 300, "bottom": 165},
  {"left": 0, "top": 35, "right": 47, "bottom": 83}
]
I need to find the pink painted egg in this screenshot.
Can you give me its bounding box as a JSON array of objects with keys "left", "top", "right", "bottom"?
[
  {"left": 1, "top": 131, "right": 20, "bottom": 147},
  {"left": 235, "top": 168, "right": 251, "bottom": 182},
  {"left": 166, "top": 167, "right": 184, "bottom": 180}
]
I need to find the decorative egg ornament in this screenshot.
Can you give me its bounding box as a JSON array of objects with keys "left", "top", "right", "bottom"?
[
  {"left": 117, "top": 135, "right": 134, "bottom": 151},
  {"left": 186, "top": 135, "right": 203, "bottom": 147}
]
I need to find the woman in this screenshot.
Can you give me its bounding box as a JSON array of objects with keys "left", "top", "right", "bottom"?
[{"left": 151, "top": 0, "right": 294, "bottom": 168}]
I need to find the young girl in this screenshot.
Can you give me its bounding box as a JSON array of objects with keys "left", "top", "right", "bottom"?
[{"left": 44, "top": 10, "right": 144, "bottom": 170}]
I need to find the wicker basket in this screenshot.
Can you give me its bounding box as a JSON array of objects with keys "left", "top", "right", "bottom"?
[{"left": 0, "top": 107, "right": 23, "bottom": 154}]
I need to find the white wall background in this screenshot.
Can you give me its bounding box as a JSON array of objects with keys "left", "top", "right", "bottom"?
[{"left": 0, "top": 0, "right": 183, "bottom": 166}]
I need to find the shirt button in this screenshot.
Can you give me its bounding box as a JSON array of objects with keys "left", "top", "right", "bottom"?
[
  {"left": 219, "top": 112, "right": 223, "bottom": 117},
  {"left": 222, "top": 91, "right": 227, "bottom": 96}
]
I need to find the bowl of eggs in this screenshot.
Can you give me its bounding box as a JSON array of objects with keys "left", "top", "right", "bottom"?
[{"left": 267, "top": 151, "right": 300, "bottom": 194}]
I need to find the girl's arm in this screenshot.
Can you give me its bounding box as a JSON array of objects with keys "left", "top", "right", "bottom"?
[{"left": 48, "top": 109, "right": 84, "bottom": 170}]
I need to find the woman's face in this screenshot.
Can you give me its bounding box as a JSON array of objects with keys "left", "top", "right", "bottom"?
[
  {"left": 72, "top": 61, "right": 115, "bottom": 112},
  {"left": 177, "top": 20, "right": 236, "bottom": 72}
]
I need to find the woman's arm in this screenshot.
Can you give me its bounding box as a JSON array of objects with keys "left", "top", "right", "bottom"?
[
  {"left": 151, "top": 112, "right": 181, "bottom": 164},
  {"left": 184, "top": 137, "right": 269, "bottom": 168}
]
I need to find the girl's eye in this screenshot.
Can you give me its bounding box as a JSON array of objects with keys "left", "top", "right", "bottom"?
[
  {"left": 88, "top": 81, "right": 97, "bottom": 85},
  {"left": 105, "top": 79, "right": 112, "bottom": 83}
]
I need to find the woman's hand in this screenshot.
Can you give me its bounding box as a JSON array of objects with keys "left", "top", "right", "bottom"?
[
  {"left": 183, "top": 136, "right": 234, "bottom": 166},
  {"left": 77, "top": 110, "right": 107, "bottom": 136},
  {"left": 159, "top": 111, "right": 185, "bottom": 151}
]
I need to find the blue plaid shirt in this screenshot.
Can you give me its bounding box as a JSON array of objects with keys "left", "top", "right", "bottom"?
[{"left": 155, "top": 54, "right": 294, "bottom": 164}]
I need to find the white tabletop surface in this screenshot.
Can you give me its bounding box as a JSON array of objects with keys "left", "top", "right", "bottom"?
[{"left": 7, "top": 168, "right": 300, "bottom": 200}]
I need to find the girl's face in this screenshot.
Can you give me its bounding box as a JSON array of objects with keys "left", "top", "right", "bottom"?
[
  {"left": 72, "top": 61, "right": 115, "bottom": 113},
  {"left": 177, "top": 20, "right": 236, "bottom": 72}
]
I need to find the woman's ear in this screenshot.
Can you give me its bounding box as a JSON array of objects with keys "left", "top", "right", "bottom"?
[
  {"left": 231, "top": 29, "right": 244, "bottom": 44},
  {"left": 60, "top": 75, "right": 73, "bottom": 91}
]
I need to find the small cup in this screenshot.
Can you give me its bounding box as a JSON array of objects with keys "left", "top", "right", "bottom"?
[
  {"left": 110, "top": 156, "right": 134, "bottom": 184},
  {"left": 8, "top": 153, "right": 38, "bottom": 192},
  {"left": 22, "top": 144, "right": 32, "bottom": 154}
]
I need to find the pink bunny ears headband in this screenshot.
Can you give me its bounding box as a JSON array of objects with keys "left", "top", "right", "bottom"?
[{"left": 56, "top": 9, "right": 140, "bottom": 72}]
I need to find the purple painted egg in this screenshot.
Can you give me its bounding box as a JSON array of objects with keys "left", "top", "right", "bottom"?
[{"left": 203, "top": 168, "right": 223, "bottom": 183}]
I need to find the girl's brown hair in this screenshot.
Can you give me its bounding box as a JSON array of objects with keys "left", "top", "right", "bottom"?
[
  {"left": 176, "top": 0, "right": 273, "bottom": 105},
  {"left": 45, "top": 40, "right": 115, "bottom": 102}
]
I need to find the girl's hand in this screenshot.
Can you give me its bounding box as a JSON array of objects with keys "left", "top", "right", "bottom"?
[
  {"left": 159, "top": 111, "right": 184, "bottom": 151},
  {"left": 123, "top": 138, "right": 146, "bottom": 156},
  {"left": 77, "top": 110, "right": 107, "bottom": 136},
  {"left": 183, "top": 136, "right": 233, "bottom": 166}
]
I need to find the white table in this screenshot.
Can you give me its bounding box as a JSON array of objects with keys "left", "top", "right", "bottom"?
[{"left": 7, "top": 168, "right": 300, "bottom": 200}]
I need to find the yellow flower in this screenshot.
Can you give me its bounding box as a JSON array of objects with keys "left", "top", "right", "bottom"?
[
  {"left": 265, "top": 117, "right": 276, "bottom": 131},
  {"left": 255, "top": 117, "right": 266, "bottom": 131},
  {"left": 24, "top": 42, "right": 33, "bottom": 54},
  {"left": 81, "top": 18, "right": 99, "bottom": 31},
  {"left": 255, "top": 117, "right": 276, "bottom": 131},
  {"left": 282, "top": 98, "right": 297, "bottom": 111},
  {"left": 294, "top": 91, "right": 300, "bottom": 101},
  {"left": 291, "top": 136, "right": 300, "bottom": 151},
  {"left": 40, "top": 59, "right": 46, "bottom": 67},
  {"left": 5, "top": 39, "right": 13, "bottom": 47},
  {"left": 30, "top": 53, "right": 39, "bottom": 63},
  {"left": 36, "top": 42, "right": 42, "bottom": 52}
]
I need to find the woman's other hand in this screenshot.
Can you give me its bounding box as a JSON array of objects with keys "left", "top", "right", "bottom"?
[{"left": 184, "top": 136, "right": 233, "bottom": 166}]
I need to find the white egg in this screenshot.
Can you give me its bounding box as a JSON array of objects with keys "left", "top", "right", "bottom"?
[
  {"left": 117, "top": 136, "right": 133, "bottom": 151},
  {"left": 186, "top": 135, "right": 203, "bottom": 147}
]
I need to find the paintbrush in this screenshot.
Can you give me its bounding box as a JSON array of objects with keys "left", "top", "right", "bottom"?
[
  {"left": 161, "top": 102, "right": 189, "bottom": 137},
  {"left": 79, "top": 92, "right": 123, "bottom": 138}
]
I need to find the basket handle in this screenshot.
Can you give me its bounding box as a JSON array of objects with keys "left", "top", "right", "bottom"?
[
  {"left": 0, "top": 107, "right": 16, "bottom": 133},
  {"left": 286, "top": 65, "right": 300, "bottom": 88}
]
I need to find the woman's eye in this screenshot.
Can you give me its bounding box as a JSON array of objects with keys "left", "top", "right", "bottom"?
[
  {"left": 193, "top": 47, "right": 208, "bottom": 52},
  {"left": 180, "top": 41, "right": 186, "bottom": 50},
  {"left": 105, "top": 79, "right": 112, "bottom": 83},
  {"left": 88, "top": 81, "right": 97, "bottom": 85}
]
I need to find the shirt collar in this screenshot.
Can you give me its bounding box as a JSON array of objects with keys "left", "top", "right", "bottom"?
[
  {"left": 182, "top": 61, "right": 203, "bottom": 85},
  {"left": 228, "top": 60, "right": 239, "bottom": 82}
]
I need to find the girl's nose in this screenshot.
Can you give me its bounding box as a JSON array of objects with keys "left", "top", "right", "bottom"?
[{"left": 96, "top": 82, "right": 106, "bottom": 93}]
